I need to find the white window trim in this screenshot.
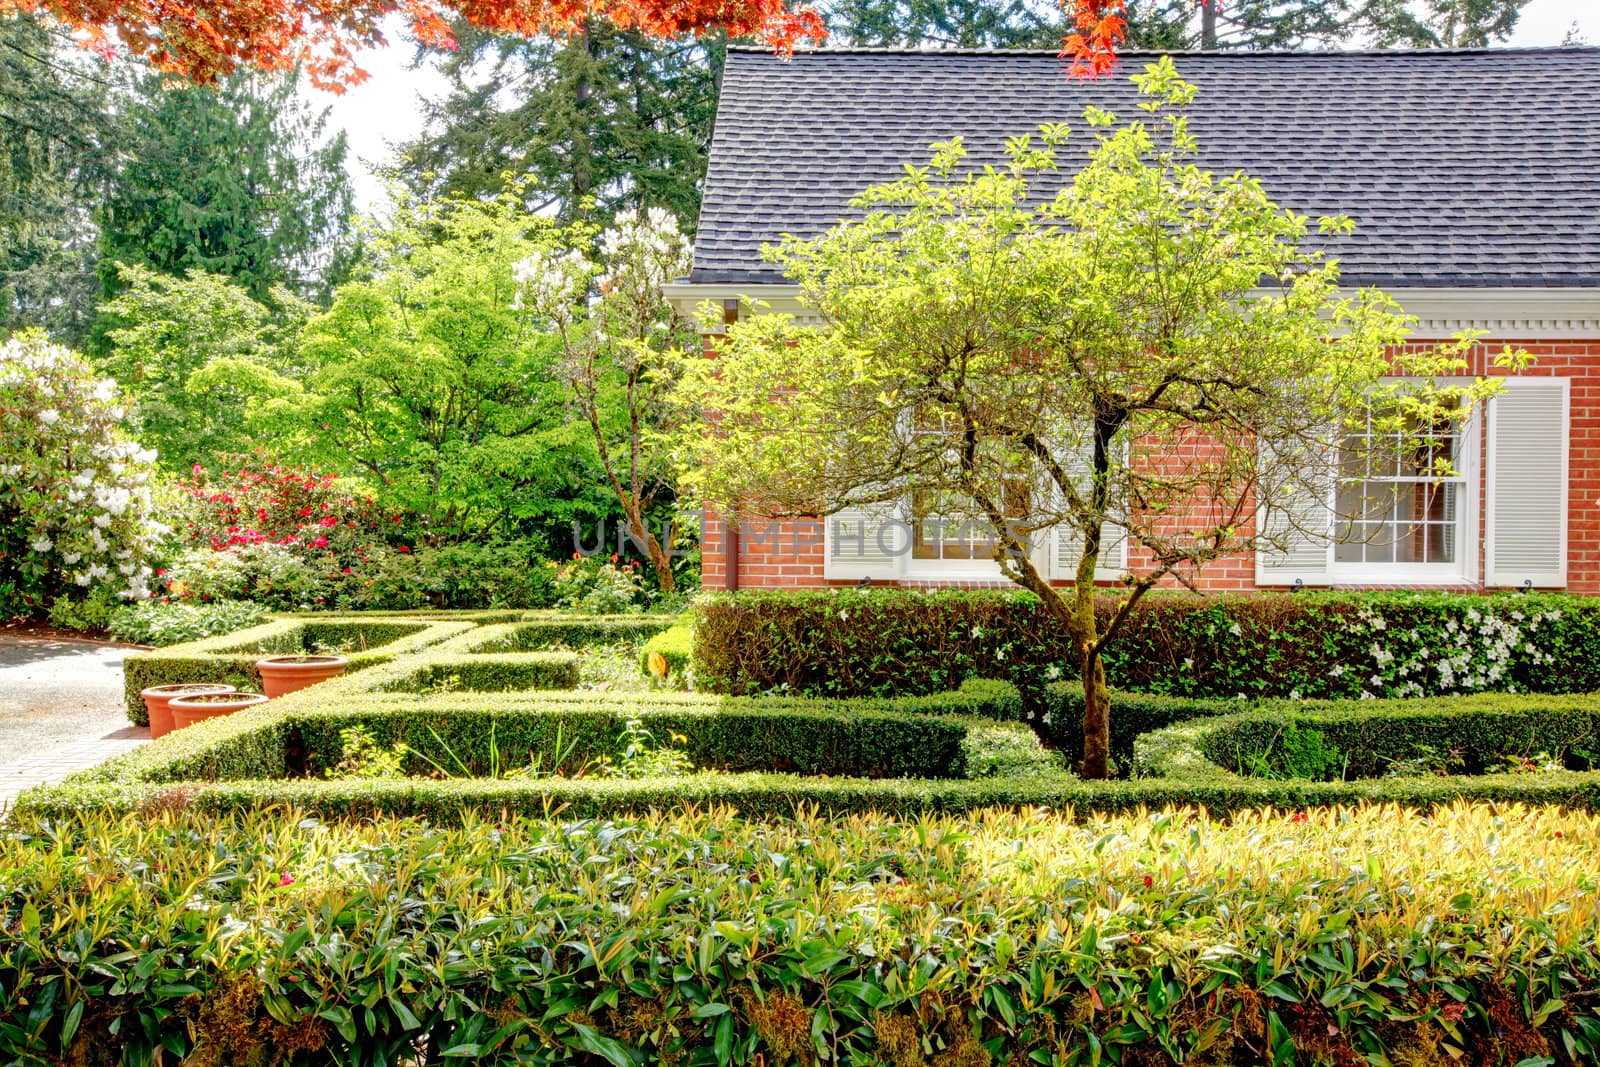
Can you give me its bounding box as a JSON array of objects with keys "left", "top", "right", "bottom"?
[
  {"left": 1324, "top": 400, "right": 1481, "bottom": 586},
  {"left": 901, "top": 511, "right": 1051, "bottom": 580}
]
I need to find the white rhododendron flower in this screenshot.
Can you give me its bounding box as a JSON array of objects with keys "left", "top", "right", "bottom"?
[{"left": 0, "top": 336, "right": 163, "bottom": 607}]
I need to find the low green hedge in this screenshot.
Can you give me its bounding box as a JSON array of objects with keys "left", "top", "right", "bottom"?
[
  {"left": 22, "top": 676, "right": 1048, "bottom": 818},
  {"left": 694, "top": 588, "right": 1600, "bottom": 705},
  {"left": 470, "top": 613, "right": 680, "bottom": 651},
  {"left": 375, "top": 653, "right": 581, "bottom": 693},
  {"left": 120, "top": 617, "right": 472, "bottom": 723},
  {"left": 1134, "top": 691, "right": 1600, "bottom": 782},
  {"left": 2, "top": 803, "right": 1597, "bottom": 1066},
  {"left": 26, "top": 686, "right": 1600, "bottom": 821}
]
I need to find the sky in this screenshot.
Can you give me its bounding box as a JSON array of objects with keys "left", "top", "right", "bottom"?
[{"left": 313, "top": 0, "right": 1594, "bottom": 215}]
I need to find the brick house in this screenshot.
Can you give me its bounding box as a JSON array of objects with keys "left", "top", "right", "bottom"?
[{"left": 663, "top": 46, "right": 1600, "bottom": 594}]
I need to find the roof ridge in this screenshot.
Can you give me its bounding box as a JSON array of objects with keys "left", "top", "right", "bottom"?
[{"left": 725, "top": 44, "right": 1600, "bottom": 57}]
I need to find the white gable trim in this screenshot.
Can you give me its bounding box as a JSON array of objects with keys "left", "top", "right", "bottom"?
[{"left": 666, "top": 283, "right": 1600, "bottom": 340}]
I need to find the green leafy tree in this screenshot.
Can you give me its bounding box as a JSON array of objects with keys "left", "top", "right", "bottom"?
[
  {"left": 98, "top": 70, "right": 354, "bottom": 305},
  {"left": 1192, "top": 0, "right": 1528, "bottom": 48},
  {"left": 96, "top": 264, "right": 307, "bottom": 472},
  {"left": 0, "top": 15, "right": 120, "bottom": 345},
  {"left": 672, "top": 59, "right": 1519, "bottom": 779},
  {"left": 515, "top": 207, "right": 697, "bottom": 594},
  {"left": 397, "top": 23, "right": 718, "bottom": 227},
  {"left": 288, "top": 189, "right": 610, "bottom": 542}
]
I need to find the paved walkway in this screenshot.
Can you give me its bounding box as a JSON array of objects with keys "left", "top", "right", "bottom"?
[{"left": 0, "top": 636, "right": 149, "bottom": 804}]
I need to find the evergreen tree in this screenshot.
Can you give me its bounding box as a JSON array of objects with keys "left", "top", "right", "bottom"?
[
  {"left": 98, "top": 71, "right": 355, "bottom": 304},
  {"left": 398, "top": 23, "right": 717, "bottom": 227},
  {"left": 0, "top": 15, "right": 119, "bottom": 345}
]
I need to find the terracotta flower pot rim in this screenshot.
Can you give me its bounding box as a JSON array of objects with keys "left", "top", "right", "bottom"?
[
  {"left": 169, "top": 692, "right": 271, "bottom": 708},
  {"left": 258, "top": 655, "right": 349, "bottom": 668},
  {"left": 141, "top": 683, "right": 237, "bottom": 698}
]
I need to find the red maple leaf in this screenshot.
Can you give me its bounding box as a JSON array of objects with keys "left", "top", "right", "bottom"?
[{"left": 7, "top": 0, "right": 827, "bottom": 91}]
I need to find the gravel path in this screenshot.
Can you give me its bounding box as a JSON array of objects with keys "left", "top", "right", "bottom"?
[{"left": 0, "top": 636, "right": 149, "bottom": 804}]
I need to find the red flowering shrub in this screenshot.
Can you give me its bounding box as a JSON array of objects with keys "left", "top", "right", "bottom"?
[
  {"left": 177, "top": 459, "right": 408, "bottom": 557},
  {"left": 162, "top": 457, "right": 559, "bottom": 611}
]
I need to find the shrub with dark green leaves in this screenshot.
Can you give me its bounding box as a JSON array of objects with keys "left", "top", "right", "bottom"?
[
  {"left": 694, "top": 588, "right": 1600, "bottom": 705},
  {"left": 0, "top": 803, "right": 1596, "bottom": 1066}
]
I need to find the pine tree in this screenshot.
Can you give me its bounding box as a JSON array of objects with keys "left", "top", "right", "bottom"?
[
  {"left": 98, "top": 71, "right": 355, "bottom": 304},
  {"left": 398, "top": 23, "right": 718, "bottom": 227},
  {"left": 0, "top": 15, "right": 119, "bottom": 345}
]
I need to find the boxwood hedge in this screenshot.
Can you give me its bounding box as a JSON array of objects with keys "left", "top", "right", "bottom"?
[
  {"left": 694, "top": 588, "right": 1600, "bottom": 705},
  {"left": 120, "top": 617, "right": 473, "bottom": 723},
  {"left": 62, "top": 607, "right": 1600, "bottom": 824}
]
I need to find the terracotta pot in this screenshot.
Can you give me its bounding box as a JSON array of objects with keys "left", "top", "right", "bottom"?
[
  {"left": 141, "top": 683, "right": 238, "bottom": 738},
  {"left": 169, "top": 691, "right": 270, "bottom": 730},
  {"left": 257, "top": 655, "right": 349, "bottom": 698}
]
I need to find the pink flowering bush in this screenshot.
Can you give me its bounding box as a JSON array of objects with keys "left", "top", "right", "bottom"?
[{"left": 0, "top": 335, "right": 165, "bottom": 618}]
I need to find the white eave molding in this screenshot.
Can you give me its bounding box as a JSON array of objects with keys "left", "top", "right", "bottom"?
[{"left": 664, "top": 282, "right": 1600, "bottom": 340}]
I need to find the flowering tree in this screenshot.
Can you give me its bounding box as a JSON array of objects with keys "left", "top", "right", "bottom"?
[
  {"left": 0, "top": 335, "right": 165, "bottom": 616},
  {"left": 515, "top": 207, "right": 697, "bottom": 594},
  {"left": 671, "top": 59, "right": 1522, "bottom": 779}
]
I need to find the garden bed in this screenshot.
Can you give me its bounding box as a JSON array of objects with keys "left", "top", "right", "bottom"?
[{"left": 46, "top": 608, "right": 1600, "bottom": 821}]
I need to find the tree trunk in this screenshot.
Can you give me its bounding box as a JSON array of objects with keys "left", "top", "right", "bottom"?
[
  {"left": 627, "top": 510, "right": 676, "bottom": 595},
  {"left": 1200, "top": 0, "right": 1218, "bottom": 48},
  {"left": 1079, "top": 644, "right": 1112, "bottom": 779}
]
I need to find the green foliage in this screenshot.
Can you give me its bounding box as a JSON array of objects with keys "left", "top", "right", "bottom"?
[
  {"left": 0, "top": 15, "right": 116, "bottom": 347},
  {"left": 553, "top": 555, "right": 648, "bottom": 613},
  {"left": 98, "top": 70, "right": 353, "bottom": 304},
  {"left": 601, "top": 716, "right": 696, "bottom": 778},
  {"left": 1238, "top": 722, "right": 1346, "bottom": 782},
  {"left": 288, "top": 188, "right": 608, "bottom": 542},
  {"left": 0, "top": 802, "right": 1596, "bottom": 1065},
  {"left": 398, "top": 24, "right": 718, "bottom": 227},
  {"left": 96, "top": 266, "right": 307, "bottom": 470},
  {"left": 107, "top": 599, "right": 267, "bottom": 646},
  {"left": 327, "top": 725, "right": 407, "bottom": 779},
  {"left": 695, "top": 588, "right": 1600, "bottom": 705},
  {"left": 163, "top": 544, "right": 329, "bottom": 612},
  {"left": 0, "top": 334, "right": 164, "bottom": 618},
  {"left": 44, "top": 587, "right": 120, "bottom": 634},
  {"left": 640, "top": 621, "right": 693, "bottom": 687}
]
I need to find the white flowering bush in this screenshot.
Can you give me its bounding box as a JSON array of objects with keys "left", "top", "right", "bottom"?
[
  {"left": 0, "top": 335, "right": 165, "bottom": 616},
  {"left": 512, "top": 208, "right": 697, "bottom": 599}
]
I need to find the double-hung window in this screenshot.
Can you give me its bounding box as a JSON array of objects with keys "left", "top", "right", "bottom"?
[{"left": 1331, "top": 399, "right": 1470, "bottom": 580}]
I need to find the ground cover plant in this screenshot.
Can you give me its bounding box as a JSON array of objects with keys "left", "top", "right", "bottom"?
[{"left": 1, "top": 802, "right": 1597, "bottom": 1066}]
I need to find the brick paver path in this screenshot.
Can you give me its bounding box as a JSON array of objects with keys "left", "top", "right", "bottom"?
[{"left": 0, "top": 636, "right": 149, "bottom": 805}]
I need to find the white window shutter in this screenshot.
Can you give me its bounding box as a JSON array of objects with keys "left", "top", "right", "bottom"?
[
  {"left": 824, "top": 502, "right": 908, "bottom": 581},
  {"left": 1045, "top": 441, "right": 1128, "bottom": 582},
  {"left": 1486, "top": 377, "right": 1569, "bottom": 588},
  {"left": 1256, "top": 439, "right": 1333, "bottom": 586}
]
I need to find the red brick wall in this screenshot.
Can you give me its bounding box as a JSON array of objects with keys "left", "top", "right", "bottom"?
[{"left": 699, "top": 338, "right": 1600, "bottom": 595}]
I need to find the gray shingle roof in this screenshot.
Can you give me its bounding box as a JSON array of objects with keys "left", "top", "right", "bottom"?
[{"left": 692, "top": 47, "right": 1600, "bottom": 288}]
